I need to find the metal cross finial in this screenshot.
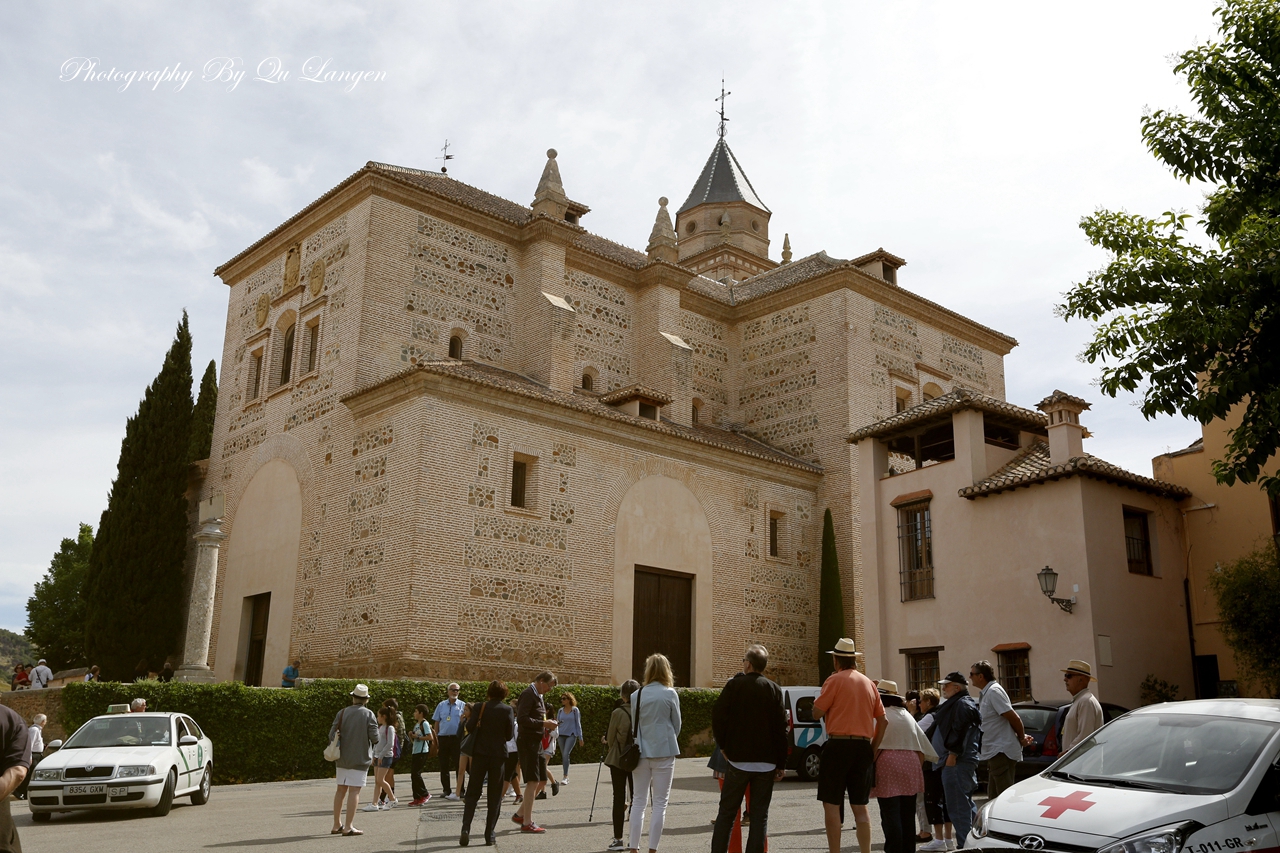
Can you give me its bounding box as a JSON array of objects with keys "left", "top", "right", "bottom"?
[
  {"left": 438, "top": 139, "right": 455, "bottom": 174},
  {"left": 716, "top": 80, "right": 731, "bottom": 138}
]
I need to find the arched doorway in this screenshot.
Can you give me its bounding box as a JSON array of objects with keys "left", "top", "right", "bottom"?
[
  {"left": 612, "top": 475, "right": 713, "bottom": 686},
  {"left": 215, "top": 458, "right": 302, "bottom": 684}
]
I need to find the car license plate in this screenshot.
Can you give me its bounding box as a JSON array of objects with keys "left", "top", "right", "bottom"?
[
  {"left": 108, "top": 787, "right": 127, "bottom": 797},
  {"left": 67, "top": 785, "right": 106, "bottom": 795}
]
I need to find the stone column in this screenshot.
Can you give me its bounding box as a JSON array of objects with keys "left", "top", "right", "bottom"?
[{"left": 176, "top": 518, "right": 227, "bottom": 683}]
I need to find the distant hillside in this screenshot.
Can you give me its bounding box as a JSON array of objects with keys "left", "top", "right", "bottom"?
[{"left": 0, "top": 629, "right": 34, "bottom": 673}]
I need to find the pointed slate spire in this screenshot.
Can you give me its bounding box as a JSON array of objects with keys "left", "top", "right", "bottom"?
[
  {"left": 532, "top": 148, "right": 568, "bottom": 218},
  {"left": 647, "top": 197, "right": 678, "bottom": 263},
  {"left": 677, "top": 138, "right": 769, "bottom": 215},
  {"left": 781, "top": 233, "right": 792, "bottom": 264}
]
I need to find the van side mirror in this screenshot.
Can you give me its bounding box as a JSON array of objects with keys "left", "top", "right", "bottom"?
[{"left": 179, "top": 735, "right": 199, "bottom": 746}]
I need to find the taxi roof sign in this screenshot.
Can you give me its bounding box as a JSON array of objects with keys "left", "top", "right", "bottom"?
[{"left": 106, "top": 703, "right": 129, "bottom": 714}]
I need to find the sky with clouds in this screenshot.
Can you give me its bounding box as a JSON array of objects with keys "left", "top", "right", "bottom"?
[{"left": 0, "top": 1, "right": 1225, "bottom": 635}]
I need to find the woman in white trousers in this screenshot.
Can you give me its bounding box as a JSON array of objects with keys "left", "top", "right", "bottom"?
[{"left": 628, "top": 653, "right": 682, "bottom": 853}]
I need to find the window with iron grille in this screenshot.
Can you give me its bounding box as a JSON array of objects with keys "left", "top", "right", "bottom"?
[
  {"left": 1124, "top": 509, "right": 1153, "bottom": 575},
  {"left": 907, "top": 651, "right": 940, "bottom": 695},
  {"left": 997, "top": 649, "right": 1032, "bottom": 701},
  {"left": 897, "top": 502, "right": 934, "bottom": 600}
]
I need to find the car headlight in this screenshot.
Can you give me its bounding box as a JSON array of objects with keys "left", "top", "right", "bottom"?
[
  {"left": 1097, "top": 822, "right": 1199, "bottom": 853},
  {"left": 971, "top": 801, "right": 991, "bottom": 839},
  {"left": 116, "top": 765, "right": 155, "bottom": 778},
  {"left": 32, "top": 768, "right": 60, "bottom": 782}
]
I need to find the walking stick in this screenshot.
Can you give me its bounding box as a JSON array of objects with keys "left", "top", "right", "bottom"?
[{"left": 588, "top": 757, "right": 605, "bottom": 821}]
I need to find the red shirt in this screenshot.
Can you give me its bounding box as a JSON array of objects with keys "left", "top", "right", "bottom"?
[{"left": 812, "top": 668, "right": 884, "bottom": 738}]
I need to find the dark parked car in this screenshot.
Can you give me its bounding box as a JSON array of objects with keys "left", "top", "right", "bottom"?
[
  {"left": 1012, "top": 699, "right": 1129, "bottom": 778},
  {"left": 976, "top": 699, "right": 1129, "bottom": 790}
]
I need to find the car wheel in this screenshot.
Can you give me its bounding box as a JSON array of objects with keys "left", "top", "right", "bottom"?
[
  {"left": 31, "top": 811, "right": 50, "bottom": 823},
  {"left": 800, "top": 746, "right": 822, "bottom": 782},
  {"left": 151, "top": 769, "right": 176, "bottom": 817},
  {"left": 190, "top": 766, "right": 211, "bottom": 805}
]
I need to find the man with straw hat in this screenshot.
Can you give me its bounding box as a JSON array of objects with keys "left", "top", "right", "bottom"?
[
  {"left": 1060, "top": 660, "right": 1103, "bottom": 751},
  {"left": 330, "top": 683, "right": 379, "bottom": 837},
  {"left": 810, "top": 638, "right": 886, "bottom": 853}
]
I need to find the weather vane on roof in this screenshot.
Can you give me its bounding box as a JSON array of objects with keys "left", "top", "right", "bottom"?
[
  {"left": 716, "top": 79, "right": 731, "bottom": 139},
  {"left": 438, "top": 139, "right": 455, "bottom": 174}
]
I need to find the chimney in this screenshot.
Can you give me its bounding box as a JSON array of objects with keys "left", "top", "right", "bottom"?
[{"left": 1036, "top": 390, "right": 1091, "bottom": 466}]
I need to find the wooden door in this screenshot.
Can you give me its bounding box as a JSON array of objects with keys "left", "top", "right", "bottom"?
[
  {"left": 632, "top": 568, "right": 692, "bottom": 687},
  {"left": 244, "top": 593, "right": 271, "bottom": 687}
]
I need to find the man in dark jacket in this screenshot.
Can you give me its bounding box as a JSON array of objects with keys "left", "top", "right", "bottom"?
[
  {"left": 710, "top": 644, "right": 788, "bottom": 853},
  {"left": 929, "top": 672, "right": 981, "bottom": 847},
  {"left": 513, "top": 671, "right": 558, "bottom": 833},
  {"left": 0, "top": 705, "right": 30, "bottom": 852}
]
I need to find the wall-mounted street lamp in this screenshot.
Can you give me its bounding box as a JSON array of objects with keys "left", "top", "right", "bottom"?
[{"left": 1037, "top": 565, "right": 1075, "bottom": 614}]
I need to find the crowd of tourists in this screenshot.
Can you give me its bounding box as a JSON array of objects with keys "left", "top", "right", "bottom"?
[{"left": 324, "top": 643, "right": 1106, "bottom": 851}]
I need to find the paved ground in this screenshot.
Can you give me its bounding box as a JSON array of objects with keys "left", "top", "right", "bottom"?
[{"left": 11, "top": 758, "right": 970, "bottom": 853}]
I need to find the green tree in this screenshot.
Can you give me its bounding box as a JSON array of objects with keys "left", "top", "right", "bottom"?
[
  {"left": 1059, "top": 0, "right": 1280, "bottom": 496},
  {"left": 817, "top": 508, "right": 844, "bottom": 682},
  {"left": 25, "top": 523, "right": 94, "bottom": 671},
  {"left": 1209, "top": 539, "right": 1280, "bottom": 697},
  {"left": 189, "top": 359, "right": 218, "bottom": 462},
  {"left": 85, "top": 312, "right": 195, "bottom": 679}
]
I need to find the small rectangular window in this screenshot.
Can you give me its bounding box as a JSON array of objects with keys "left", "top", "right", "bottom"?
[
  {"left": 249, "top": 351, "right": 263, "bottom": 400},
  {"left": 997, "top": 649, "right": 1032, "bottom": 702},
  {"left": 305, "top": 322, "right": 320, "bottom": 374},
  {"left": 639, "top": 402, "right": 658, "bottom": 420},
  {"left": 897, "top": 502, "right": 934, "bottom": 600},
  {"left": 769, "top": 515, "right": 780, "bottom": 558},
  {"left": 907, "top": 651, "right": 939, "bottom": 695},
  {"left": 511, "top": 459, "right": 527, "bottom": 508},
  {"left": 895, "top": 388, "right": 911, "bottom": 413},
  {"left": 1124, "top": 510, "right": 1153, "bottom": 575}
]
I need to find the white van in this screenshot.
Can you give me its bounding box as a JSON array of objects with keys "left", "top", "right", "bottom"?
[
  {"left": 782, "top": 686, "right": 826, "bottom": 781},
  {"left": 972, "top": 699, "right": 1280, "bottom": 853}
]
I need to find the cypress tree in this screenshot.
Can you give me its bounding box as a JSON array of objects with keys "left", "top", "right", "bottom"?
[
  {"left": 85, "top": 312, "right": 195, "bottom": 679},
  {"left": 189, "top": 359, "right": 218, "bottom": 462},
  {"left": 818, "top": 508, "right": 844, "bottom": 683},
  {"left": 25, "top": 523, "right": 94, "bottom": 671}
]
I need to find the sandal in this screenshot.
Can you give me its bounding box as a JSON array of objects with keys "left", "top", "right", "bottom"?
[
  {"left": 918, "top": 833, "right": 934, "bottom": 842},
  {"left": 331, "top": 829, "right": 343, "bottom": 835},
  {"left": 344, "top": 828, "right": 364, "bottom": 836}
]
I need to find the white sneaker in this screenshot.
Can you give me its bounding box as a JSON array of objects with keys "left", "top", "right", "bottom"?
[
  {"left": 945, "top": 840, "right": 957, "bottom": 851},
  {"left": 445, "top": 793, "right": 459, "bottom": 801},
  {"left": 608, "top": 839, "right": 626, "bottom": 851},
  {"left": 919, "top": 841, "right": 948, "bottom": 852},
  {"left": 361, "top": 803, "right": 380, "bottom": 812},
  {"left": 561, "top": 778, "right": 569, "bottom": 785}
]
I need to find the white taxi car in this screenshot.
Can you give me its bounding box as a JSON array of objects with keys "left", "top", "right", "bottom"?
[
  {"left": 27, "top": 712, "right": 213, "bottom": 821},
  {"left": 972, "top": 699, "right": 1280, "bottom": 853}
]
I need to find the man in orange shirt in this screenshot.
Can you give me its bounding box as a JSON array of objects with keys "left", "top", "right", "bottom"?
[{"left": 811, "top": 638, "right": 887, "bottom": 853}]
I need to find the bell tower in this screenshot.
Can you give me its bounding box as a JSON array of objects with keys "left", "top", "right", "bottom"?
[{"left": 673, "top": 87, "right": 775, "bottom": 281}]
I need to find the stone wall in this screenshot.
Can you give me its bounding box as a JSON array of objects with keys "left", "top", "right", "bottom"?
[{"left": 0, "top": 688, "right": 67, "bottom": 741}]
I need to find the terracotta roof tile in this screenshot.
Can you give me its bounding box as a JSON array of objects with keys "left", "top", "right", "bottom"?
[
  {"left": 368, "top": 162, "right": 534, "bottom": 225},
  {"left": 849, "top": 388, "right": 1048, "bottom": 443},
  {"left": 570, "top": 231, "right": 650, "bottom": 269},
  {"left": 598, "top": 384, "right": 673, "bottom": 406},
  {"left": 958, "top": 441, "right": 1191, "bottom": 499},
  {"left": 1036, "top": 389, "right": 1091, "bottom": 411},
  {"left": 733, "top": 252, "right": 844, "bottom": 302},
  {"left": 343, "top": 360, "right": 821, "bottom": 473}
]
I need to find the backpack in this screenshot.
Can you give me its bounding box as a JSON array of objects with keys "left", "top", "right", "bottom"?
[{"left": 392, "top": 727, "right": 402, "bottom": 760}]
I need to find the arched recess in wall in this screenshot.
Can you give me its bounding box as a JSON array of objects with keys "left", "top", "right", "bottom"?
[
  {"left": 612, "top": 474, "right": 713, "bottom": 688},
  {"left": 213, "top": 431, "right": 313, "bottom": 685},
  {"left": 922, "top": 382, "right": 944, "bottom": 401}
]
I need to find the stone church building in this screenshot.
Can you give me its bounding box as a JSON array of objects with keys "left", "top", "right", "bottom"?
[{"left": 190, "top": 133, "right": 1015, "bottom": 689}]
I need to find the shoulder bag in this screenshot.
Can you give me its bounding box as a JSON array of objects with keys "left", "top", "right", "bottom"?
[
  {"left": 324, "top": 708, "right": 346, "bottom": 762},
  {"left": 459, "top": 702, "right": 485, "bottom": 754},
  {"left": 617, "top": 685, "right": 644, "bottom": 772}
]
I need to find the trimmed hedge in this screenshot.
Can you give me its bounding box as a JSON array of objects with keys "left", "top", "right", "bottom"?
[{"left": 61, "top": 679, "right": 719, "bottom": 785}]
